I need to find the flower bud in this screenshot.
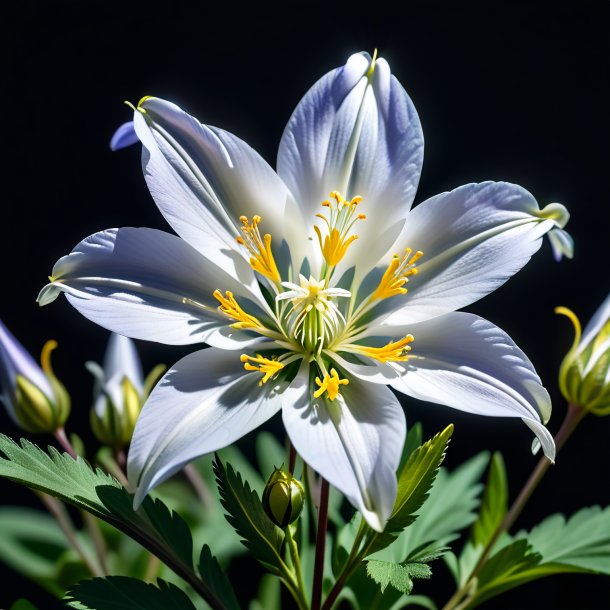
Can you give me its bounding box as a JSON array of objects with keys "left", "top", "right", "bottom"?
[
  {"left": 0, "top": 319, "right": 71, "bottom": 433},
  {"left": 262, "top": 467, "right": 305, "bottom": 528},
  {"left": 88, "top": 333, "right": 165, "bottom": 448},
  {"left": 556, "top": 293, "right": 610, "bottom": 415}
]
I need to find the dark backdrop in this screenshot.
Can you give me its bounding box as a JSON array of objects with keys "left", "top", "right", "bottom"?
[{"left": 3, "top": 1, "right": 609, "bottom": 608}]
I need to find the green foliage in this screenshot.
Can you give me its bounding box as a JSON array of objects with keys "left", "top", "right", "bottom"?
[
  {"left": 64, "top": 576, "right": 197, "bottom": 609},
  {"left": 462, "top": 506, "right": 610, "bottom": 608},
  {"left": 0, "top": 436, "right": 235, "bottom": 610},
  {"left": 471, "top": 452, "right": 507, "bottom": 548},
  {"left": 366, "top": 559, "right": 432, "bottom": 594},
  {"left": 198, "top": 544, "right": 241, "bottom": 610},
  {"left": 10, "top": 600, "right": 40, "bottom": 610},
  {"left": 249, "top": 574, "right": 281, "bottom": 610},
  {"left": 255, "top": 432, "right": 287, "bottom": 480},
  {"left": 0, "top": 506, "right": 70, "bottom": 596},
  {"left": 213, "top": 454, "right": 285, "bottom": 574},
  {"left": 367, "top": 425, "right": 454, "bottom": 555}
]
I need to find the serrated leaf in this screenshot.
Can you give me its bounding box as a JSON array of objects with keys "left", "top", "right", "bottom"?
[
  {"left": 0, "top": 506, "right": 69, "bottom": 595},
  {"left": 367, "top": 425, "right": 453, "bottom": 555},
  {"left": 366, "top": 558, "right": 432, "bottom": 594},
  {"left": 214, "top": 455, "right": 285, "bottom": 574},
  {"left": 379, "top": 452, "right": 488, "bottom": 564},
  {"left": 471, "top": 452, "right": 507, "bottom": 548},
  {"left": 65, "top": 576, "right": 196, "bottom": 609},
  {"left": 0, "top": 436, "right": 228, "bottom": 610},
  {"left": 198, "top": 544, "right": 240, "bottom": 610},
  {"left": 398, "top": 422, "right": 423, "bottom": 473}
]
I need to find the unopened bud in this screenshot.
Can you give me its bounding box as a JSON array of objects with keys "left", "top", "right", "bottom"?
[
  {"left": 262, "top": 467, "right": 305, "bottom": 528},
  {"left": 556, "top": 293, "right": 610, "bottom": 416}
]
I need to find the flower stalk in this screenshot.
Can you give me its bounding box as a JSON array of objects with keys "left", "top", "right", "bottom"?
[{"left": 312, "top": 477, "right": 330, "bottom": 610}]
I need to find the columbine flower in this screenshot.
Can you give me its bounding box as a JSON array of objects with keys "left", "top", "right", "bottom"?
[
  {"left": 556, "top": 293, "right": 610, "bottom": 415},
  {"left": 39, "top": 51, "right": 567, "bottom": 530},
  {"left": 0, "top": 318, "right": 70, "bottom": 433},
  {"left": 87, "top": 333, "right": 165, "bottom": 449}
]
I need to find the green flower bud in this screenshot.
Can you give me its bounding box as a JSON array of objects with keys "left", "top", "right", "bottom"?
[
  {"left": 88, "top": 333, "right": 165, "bottom": 449},
  {"left": 1, "top": 332, "right": 71, "bottom": 434},
  {"left": 556, "top": 293, "right": 610, "bottom": 415},
  {"left": 262, "top": 467, "right": 305, "bottom": 529}
]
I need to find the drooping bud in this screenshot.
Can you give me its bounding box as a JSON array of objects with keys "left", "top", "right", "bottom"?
[
  {"left": 556, "top": 293, "right": 610, "bottom": 416},
  {"left": 262, "top": 467, "right": 305, "bottom": 528},
  {"left": 88, "top": 333, "right": 165, "bottom": 449},
  {"left": 0, "top": 319, "right": 71, "bottom": 433}
]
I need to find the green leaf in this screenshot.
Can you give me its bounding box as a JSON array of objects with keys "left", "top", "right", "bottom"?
[
  {"left": 398, "top": 422, "right": 423, "bottom": 473},
  {"left": 65, "top": 576, "right": 197, "bottom": 609},
  {"left": 366, "top": 558, "right": 432, "bottom": 594},
  {"left": 0, "top": 506, "right": 69, "bottom": 596},
  {"left": 10, "top": 600, "right": 40, "bottom": 610},
  {"left": 198, "top": 544, "right": 240, "bottom": 610},
  {"left": 213, "top": 454, "right": 285, "bottom": 574},
  {"left": 380, "top": 452, "right": 488, "bottom": 564},
  {"left": 367, "top": 425, "right": 453, "bottom": 555},
  {"left": 471, "top": 452, "right": 507, "bottom": 548},
  {"left": 0, "top": 436, "right": 229, "bottom": 610},
  {"left": 249, "top": 574, "right": 281, "bottom": 610}
]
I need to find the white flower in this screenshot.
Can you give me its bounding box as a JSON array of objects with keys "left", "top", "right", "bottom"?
[{"left": 39, "top": 52, "right": 567, "bottom": 531}]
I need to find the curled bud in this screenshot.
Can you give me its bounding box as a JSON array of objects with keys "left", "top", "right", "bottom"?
[
  {"left": 88, "top": 333, "right": 165, "bottom": 449},
  {"left": 0, "top": 320, "right": 71, "bottom": 433},
  {"left": 262, "top": 467, "right": 305, "bottom": 529},
  {"left": 556, "top": 293, "right": 610, "bottom": 416}
]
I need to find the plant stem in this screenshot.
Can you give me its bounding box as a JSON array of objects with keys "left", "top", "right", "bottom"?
[
  {"left": 312, "top": 477, "right": 330, "bottom": 610},
  {"left": 286, "top": 523, "right": 308, "bottom": 606},
  {"left": 441, "top": 403, "right": 587, "bottom": 610},
  {"left": 54, "top": 427, "right": 77, "bottom": 459},
  {"left": 36, "top": 491, "right": 103, "bottom": 577},
  {"left": 183, "top": 463, "right": 214, "bottom": 507},
  {"left": 82, "top": 511, "right": 109, "bottom": 574},
  {"left": 322, "top": 519, "right": 368, "bottom": 610},
  {"left": 289, "top": 441, "right": 297, "bottom": 475}
]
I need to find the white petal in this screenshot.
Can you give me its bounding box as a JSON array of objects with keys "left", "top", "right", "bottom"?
[
  {"left": 103, "top": 334, "right": 144, "bottom": 391},
  {"left": 386, "top": 312, "right": 554, "bottom": 459},
  {"left": 281, "top": 364, "right": 405, "bottom": 531},
  {"left": 38, "top": 227, "right": 267, "bottom": 348},
  {"left": 134, "top": 98, "right": 305, "bottom": 268},
  {"left": 278, "top": 52, "right": 423, "bottom": 271},
  {"left": 128, "top": 347, "right": 283, "bottom": 506},
  {"left": 578, "top": 292, "right": 610, "bottom": 356},
  {"left": 382, "top": 182, "right": 567, "bottom": 325},
  {"left": 548, "top": 227, "right": 574, "bottom": 261}
]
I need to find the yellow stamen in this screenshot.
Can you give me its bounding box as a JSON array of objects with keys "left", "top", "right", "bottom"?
[
  {"left": 40, "top": 340, "right": 58, "bottom": 376},
  {"left": 236, "top": 215, "right": 281, "bottom": 284},
  {"left": 372, "top": 248, "right": 423, "bottom": 300},
  {"left": 313, "top": 368, "right": 349, "bottom": 401},
  {"left": 213, "top": 290, "right": 262, "bottom": 330},
  {"left": 353, "top": 335, "right": 414, "bottom": 363},
  {"left": 240, "top": 354, "right": 284, "bottom": 385},
  {"left": 314, "top": 191, "right": 365, "bottom": 267}
]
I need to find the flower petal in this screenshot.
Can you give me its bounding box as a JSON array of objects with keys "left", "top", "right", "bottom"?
[
  {"left": 385, "top": 312, "right": 554, "bottom": 459},
  {"left": 128, "top": 347, "right": 283, "bottom": 506},
  {"left": 380, "top": 182, "right": 570, "bottom": 325},
  {"left": 134, "top": 98, "right": 304, "bottom": 267},
  {"left": 110, "top": 121, "right": 139, "bottom": 151},
  {"left": 281, "top": 363, "right": 405, "bottom": 531},
  {"left": 38, "top": 227, "right": 267, "bottom": 348},
  {"left": 578, "top": 292, "right": 610, "bottom": 357},
  {"left": 103, "top": 333, "right": 144, "bottom": 391},
  {"left": 278, "top": 52, "right": 423, "bottom": 270}
]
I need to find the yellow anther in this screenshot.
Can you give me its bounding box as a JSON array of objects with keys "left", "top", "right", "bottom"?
[
  {"left": 213, "top": 290, "right": 262, "bottom": 330},
  {"left": 236, "top": 215, "right": 281, "bottom": 284},
  {"left": 353, "top": 335, "right": 415, "bottom": 363},
  {"left": 240, "top": 354, "right": 284, "bottom": 385},
  {"left": 372, "top": 248, "right": 423, "bottom": 300},
  {"left": 314, "top": 191, "right": 365, "bottom": 267},
  {"left": 313, "top": 368, "right": 349, "bottom": 401}
]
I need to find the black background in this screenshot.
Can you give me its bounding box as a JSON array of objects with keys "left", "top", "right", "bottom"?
[{"left": 3, "top": 1, "right": 610, "bottom": 608}]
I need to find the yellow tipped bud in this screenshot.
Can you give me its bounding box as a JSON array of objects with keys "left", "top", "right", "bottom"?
[{"left": 262, "top": 467, "right": 305, "bottom": 528}]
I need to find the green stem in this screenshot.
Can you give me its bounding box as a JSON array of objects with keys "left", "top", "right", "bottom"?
[
  {"left": 36, "top": 491, "right": 103, "bottom": 577},
  {"left": 286, "top": 524, "right": 308, "bottom": 607},
  {"left": 441, "top": 402, "right": 588, "bottom": 610},
  {"left": 321, "top": 519, "right": 368, "bottom": 610},
  {"left": 312, "top": 477, "right": 330, "bottom": 610}
]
